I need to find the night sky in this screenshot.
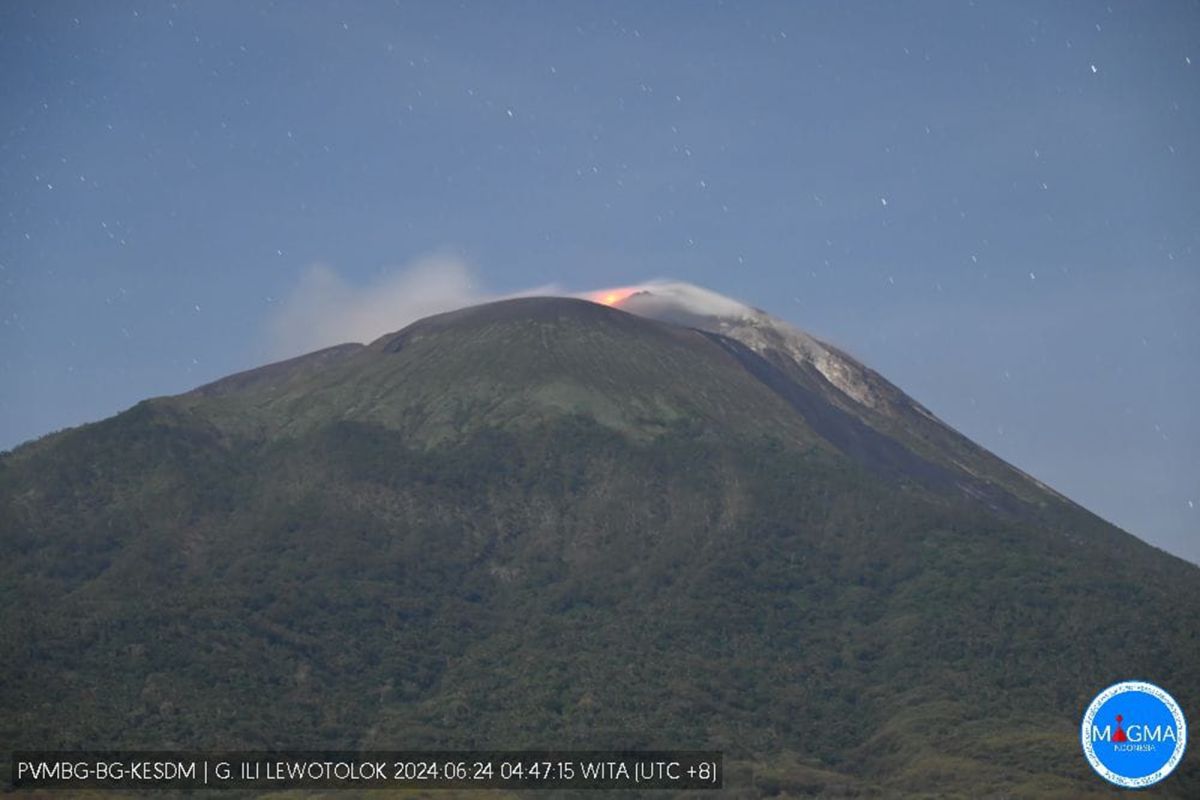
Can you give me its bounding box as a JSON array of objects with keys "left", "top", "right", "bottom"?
[{"left": 2, "top": 1, "right": 1197, "bottom": 563}]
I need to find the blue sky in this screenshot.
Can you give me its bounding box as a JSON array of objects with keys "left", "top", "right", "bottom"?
[{"left": 2, "top": 1, "right": 1197, "bottom": 563}]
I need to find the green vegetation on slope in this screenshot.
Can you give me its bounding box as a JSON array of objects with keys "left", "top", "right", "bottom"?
[
  {"left": 1, "top": 299, "right": 1197, "bottom": 797},
  {"left": 2, "top": 410, "right": 1197, "bottom": 796}
]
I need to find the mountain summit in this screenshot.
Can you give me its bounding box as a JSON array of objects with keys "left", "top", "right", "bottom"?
[
  {"left": 2, "top": 287, "right": 1197, "bottom": 796},
  {"left": 605, "top": 283, "right": 1067, "bottom": 510}
]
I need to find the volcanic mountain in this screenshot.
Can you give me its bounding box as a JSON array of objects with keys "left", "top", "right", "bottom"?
[{"left": 1, "top": 286, "right": 1197, "bottom": 797}]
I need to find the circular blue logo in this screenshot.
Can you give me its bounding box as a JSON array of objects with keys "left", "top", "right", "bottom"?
[{"left": 1081, "top": 680, "right": 1187, "bottom": 788}]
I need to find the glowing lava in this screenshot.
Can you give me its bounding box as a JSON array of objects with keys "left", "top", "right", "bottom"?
[{"left": 588, "top": 287, "right": 640, "bottom": 307}]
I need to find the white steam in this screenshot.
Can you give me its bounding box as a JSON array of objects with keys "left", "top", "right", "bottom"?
[
  {"left": 267, "top": 259, "right": 760, "bottom": 361},
  {"left": 601, "top": 280, "right": 756, "bottom": 319},
  {"left": 266, "top": 254, "right": 558, "bottom": 358}
]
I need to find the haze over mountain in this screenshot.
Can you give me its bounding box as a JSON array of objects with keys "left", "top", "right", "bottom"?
[{"left": 2, "top": 287, "right": 1197, "bottom": 797}]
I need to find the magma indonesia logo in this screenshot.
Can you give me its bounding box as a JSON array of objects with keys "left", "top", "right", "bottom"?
[{"left": 1082, "top": 680, "right": 1188, "bottom": 788}]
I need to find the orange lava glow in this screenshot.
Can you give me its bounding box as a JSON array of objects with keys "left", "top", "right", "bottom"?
[{"left": 589, "top": 287, "right": 640, "bottom": 307}]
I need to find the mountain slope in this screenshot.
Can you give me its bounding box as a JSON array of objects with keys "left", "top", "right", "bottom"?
[
  {"left": 613, "top": 282, "right": 1073, "bottom": 511},
  {"left": 1, "top": 294, "right": 1197, "bottom": 797},
  {"left": 177, "top": 298, "right": 821, "bottom": 446}
]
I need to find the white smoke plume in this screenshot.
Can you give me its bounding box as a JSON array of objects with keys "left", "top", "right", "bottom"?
[
  {"left": 585, "top": 280, "right": 755, "bottom": 319},
  {"left": 266, "top": 257, "right": 762, "bottom": 361},
  {"left": 266, "top": 253, "right": 559, "bottom": 358}
]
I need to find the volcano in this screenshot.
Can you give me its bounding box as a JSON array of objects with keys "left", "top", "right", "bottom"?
[{"left": 1, "top": 285, "right": 1197, "bottom": 796}]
